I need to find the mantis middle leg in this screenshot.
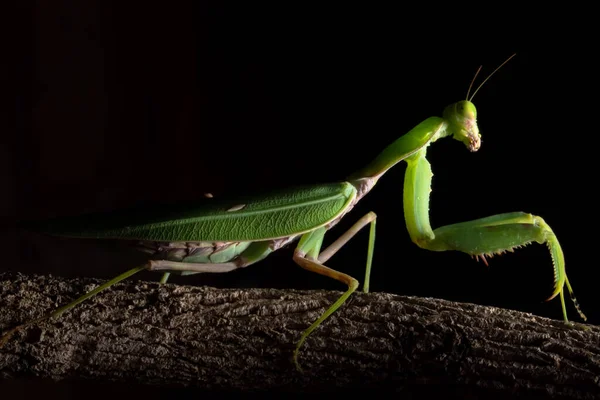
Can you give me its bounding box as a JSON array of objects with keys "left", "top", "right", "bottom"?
[{"left": 292, "top": 211, "right": 377, "bottom": 371}]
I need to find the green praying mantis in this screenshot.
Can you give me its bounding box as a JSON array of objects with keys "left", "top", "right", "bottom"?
[{"left": 1, "top": 54, "right": 587, "bottom": 371}]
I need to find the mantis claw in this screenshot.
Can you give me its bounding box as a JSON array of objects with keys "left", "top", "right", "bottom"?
[{"left": 410, "top": 210, "right": 586, "bottom": 323}]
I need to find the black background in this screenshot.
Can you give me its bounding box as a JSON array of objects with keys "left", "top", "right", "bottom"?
[{"left": 1, "top": 2, "right": 598, "bottom": 397}]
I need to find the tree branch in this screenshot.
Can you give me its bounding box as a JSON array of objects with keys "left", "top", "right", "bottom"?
[{"left": 1, "top": 271, "right": 599, "bottom": 399}]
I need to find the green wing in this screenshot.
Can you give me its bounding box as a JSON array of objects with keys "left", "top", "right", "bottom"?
[{"left": 28, "top": 182, "right": 357, "bottom": 242}]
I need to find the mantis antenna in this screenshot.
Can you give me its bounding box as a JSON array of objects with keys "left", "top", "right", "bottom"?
[{"left": 467, "top": 53, "right": 517, "bottom": 101}]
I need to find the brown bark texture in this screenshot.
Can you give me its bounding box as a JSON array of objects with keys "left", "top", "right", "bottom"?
[{"left": 0, "top": 272, "right": 599, "bottom": 399}]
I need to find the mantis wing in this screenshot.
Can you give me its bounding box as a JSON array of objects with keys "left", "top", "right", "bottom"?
[{"left": 26, "top": 182, "right": 357, "bottom": 242}]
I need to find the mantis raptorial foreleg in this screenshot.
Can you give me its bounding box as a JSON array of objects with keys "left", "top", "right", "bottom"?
[
  {"left": 402, "top": 149, "right": 586, "bottom": 321},
  {"left": 292, "top": 212, "right": 376, "bottom": 371}
]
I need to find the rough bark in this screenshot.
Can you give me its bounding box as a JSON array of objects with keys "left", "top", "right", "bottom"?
[{"left": 0, "top": 272, "right": 599, "bottom": 399}]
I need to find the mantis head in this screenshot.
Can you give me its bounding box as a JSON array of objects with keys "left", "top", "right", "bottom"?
[
  {"left": 443, "top": 100, "right": 480, "bottom": 152},
  {"left": 443, "top": 53, "right": 516, "bottom": 153},
  {"left": 347, "top": 54, "right": 516, "bottom": 181}
]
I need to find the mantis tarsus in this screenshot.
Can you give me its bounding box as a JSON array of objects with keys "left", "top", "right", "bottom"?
[{"left": 1, "top": 54, "right": 587, "bottom": 371}]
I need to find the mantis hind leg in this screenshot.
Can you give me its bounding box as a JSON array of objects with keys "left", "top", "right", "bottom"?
[
  {"left": 0, "top": 265, "right": 147, "bottom": 347},
  {"left": 420, "top": 212, "right": 586, "bottom": 322},
  {"left": 160, "top": 272, "right": 171, "bottom": 283},
  {"left": 0, "top": 242, "right": 274, "bottom": 347}
]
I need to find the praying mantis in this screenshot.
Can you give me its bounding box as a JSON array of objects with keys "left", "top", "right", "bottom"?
[{"left": 1, "top": 54, "right": 587, "bottom": 372}]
